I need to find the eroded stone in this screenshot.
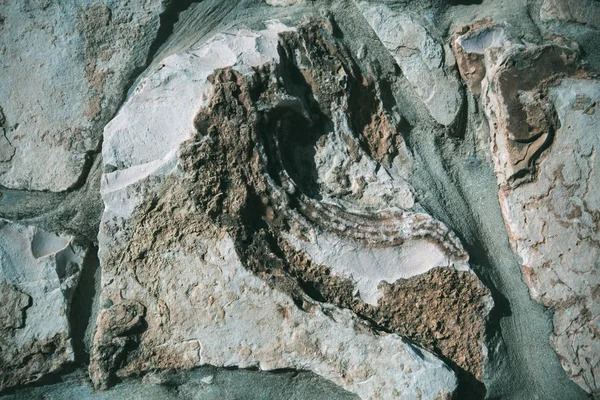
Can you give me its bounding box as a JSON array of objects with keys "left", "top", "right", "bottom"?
[
  {"left": 0, "top": 219, "right": 86, "bottom": 391},
  {"left": 482, "top": 37, "right": 600, "bottom": 395},
  {"left": 483, "top": 43, "right": 578, "bottom": 187},
  {"left": 92, "top": 18, "right": 493, "bottom": 399},
  {"left": 0, "top": 0, "right": 165, "bottom": 191},
  {"left": 453, "top": 21, "right": 511, "bottom": 95},
  {"left": 358, "top": 2, "right": 463, "bottom": 126}
]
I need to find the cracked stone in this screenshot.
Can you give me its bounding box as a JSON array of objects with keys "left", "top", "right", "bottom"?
[
  {"left": 482, "top": 37, "right": 600, "bottom": 395},
  {"left": 91, "top": 18, "right": 494, "bottom": 399},
  {"left": 0, "top": 219, "right": 87, "bottom": 391},
  {"left": 0, "top": 0, "right": 165, "bottom": 191}
]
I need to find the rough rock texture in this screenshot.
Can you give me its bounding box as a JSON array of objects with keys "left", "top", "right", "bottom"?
[
  {"left": 496, "top": 77, "right": 600, "bottom": 396},
  {"left": 0, "top": 0, "right": 165, "bottom": 191},
  {"left": 2, "top": 0, "right": 600, "bottom": 399},
  {"left": 466, "top": 27, "right": 600, "bottom": 396},
  {"left": 0, "top": 219, "right": 86, "bottom": 391},
  {"left": 358, "top": 2, "right": 464, "bottom": 126},
  {"left": 452, "top": 22, "right": 511, "bottom": 95},
  {"left": 540, "top": 0, "right": 600, "bottom": 29},
  {"left": 266, "top": 0, "right": 305, "bottom": 6},
  {"left": 88, "top": 18, "right": 496, "bottom": 399}
]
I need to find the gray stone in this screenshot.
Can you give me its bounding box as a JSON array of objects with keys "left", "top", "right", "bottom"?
[
  {"left": 0, "top": 219, "right": 87, "bottom": 391},
  {"left": 540, "top": 0, "right": 600, "bottom": 29},
  {"left": 357, "top": 2, "right": 463, "bottom": 126},
  {"left": 0, "top": 0, "right": 165, "bottom": 191}
]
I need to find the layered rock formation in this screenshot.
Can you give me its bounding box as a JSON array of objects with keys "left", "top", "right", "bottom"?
[
  {"left": 92, "top": 19, "right": 493, "bottom": 399},
  {"left": 1, "top": 0, "right": 599, "bottom": 399}
]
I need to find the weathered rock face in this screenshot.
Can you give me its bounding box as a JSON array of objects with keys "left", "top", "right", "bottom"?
[
  {"left": 495, "top": 77, "right": 600, "bottom": 396},
  {"left": 0, "top": 0, "right": 165, "bottom": 191},
  {"left": 91, "top": 18, "right": 495, "bottom": 399},
  {"left": 358, "top": 2, "right": 463, "bottom": 126},
  {"left": 457, "top": 23, "right": 600, "bottom": 395},
  {"left": 2, "top": 0, "right": 600, "bottom": 399},
  {"left": 540, "top": 0, "right": 600, "bottom": 29},
  {"left": 0, "top": 219, "right": 87, "bottom": 391}
]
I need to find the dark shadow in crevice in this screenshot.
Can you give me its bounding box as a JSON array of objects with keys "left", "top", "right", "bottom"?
[
  {"left": 69, "top": 244, "right": 100, "bottom": 365},
  {"left": 146, "top": 0, "right": 204, "bottom": 68},
  {"left": 446, "top": 0, "right": 483, "bottom": 5},
  {"left": 0, "top": 364, "right": 82, "bottom": 396}
]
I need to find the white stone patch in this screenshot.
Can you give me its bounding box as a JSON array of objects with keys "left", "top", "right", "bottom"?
[
  {"left": 101, "top": 22, "right": 295, "bottom": 218},
  {"left": 358, "top": 2, "right": 463, "bottom": 126},
  {"left": 455, "top": 24, "right": 509, "bottom": 54},
  {"left": 0, "top": 219, "right": 85, "bottom": 349},
  {"left": 313, "top": 110, "right": 414, "bottom": 210},
  {"left": 112, "top": 234, "right": 458, "bottom": 400},
  {"left": 286, "top": 230, "right": 469, "bottom": 305}
]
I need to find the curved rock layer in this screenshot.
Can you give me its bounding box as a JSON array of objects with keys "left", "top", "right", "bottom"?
[
  {"left": 0, "top": 0, "right": 599, "bottom": 399},
  {"left": 92, "top": 19, "right": 495, "bottom": 399}
]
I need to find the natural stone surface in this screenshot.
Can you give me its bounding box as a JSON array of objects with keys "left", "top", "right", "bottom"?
[
  {"left": 90, "top": 17, "right": 498, "bottom": 399},
  {"left": 0, "top": 0, "right": 165, "bottom": 191},
  {"left": 540, "top": 0, "right": 600, "bottom": 29},
  {"left": 0, "top": 219, "right": 86, "bottom": 391},
  {"left": 265, "top": 0, "right": 305, "bottom": 6},
  {"left": 4, "top": 367, "right": 360, "bottom": 400},
  {"left": 452, "top": 21, "right": 511, "bottom": 95},
  {"left": 3, "top": 1, "right": 599, "bottom": 399},
  {"left": 358, "top": 2, "right": 463, "bottom": 126},
  {"left": 92, "top": 231, "right": 457, "bottom": 399},
  {"left": 480, "top": 35, "right": 600, "bottom": 395},
  {"left": 498, "top": 78, "right": 600, "bottom": 396},
  {"left": 483, "top": 43, "right": 578, "bottom": 187}
]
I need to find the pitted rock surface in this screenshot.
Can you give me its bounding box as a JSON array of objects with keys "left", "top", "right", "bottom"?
[
  {"left": 476, "top": 33, "right": 600, "bottom": 395},
  {"left": 91, "top": 19, "right": 494, "bottom": 399},
  {"left": 2, "top": 1, "right": 600, "bottom": 399}
]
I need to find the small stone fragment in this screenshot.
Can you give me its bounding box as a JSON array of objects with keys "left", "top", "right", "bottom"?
[
  {"left": 358, "top": 2, "right": 464, "bottom": 126},
  {"left": 0, "top": 219, "right": 86, "bottom": 391}
]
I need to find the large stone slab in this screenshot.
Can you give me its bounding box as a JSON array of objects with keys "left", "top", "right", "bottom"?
[
  {"left": 0, "top": 219, "right": 86, "bottom": 391},
  {"left": 0, "top": 0, "right": 165, "bottom": 191},
  {"left": 92, "top": 18, "right": 497, "bottom": 399},
  {"left": 480, "top": 37, "right": 600, "bottom": 395}
]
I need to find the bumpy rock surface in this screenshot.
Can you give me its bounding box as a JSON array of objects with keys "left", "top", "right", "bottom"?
[
  {"left": 2, "top": 0, "right": 600, "bottom": 399},
  {"left": 540, "top": 0, "right": 600, "bottom": 28},
  {"left": 91, "top": 18, "right": 497, "bottom": 399},
  {"left": 0, "top": 0, "right": 165, "bottom": 191},
  {"left": 0, "top": 219, "right": 86, "bottom": 391},
  {"left": 462, "top": 26, "right": 600, "bottom": 395}
]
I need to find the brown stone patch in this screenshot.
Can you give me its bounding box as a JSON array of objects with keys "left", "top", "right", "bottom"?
[
  {"left": 0, "top": 283, "right": 30, "bottom": 330},
  {"left": 0, "top": 333, "right": 71, "bottom": 392},
  {"left": 91, "top": 19, "right": 490, "bottom": 392},
  {"left": 360, "top": 268, "right": 489, "bottom": 378}
]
